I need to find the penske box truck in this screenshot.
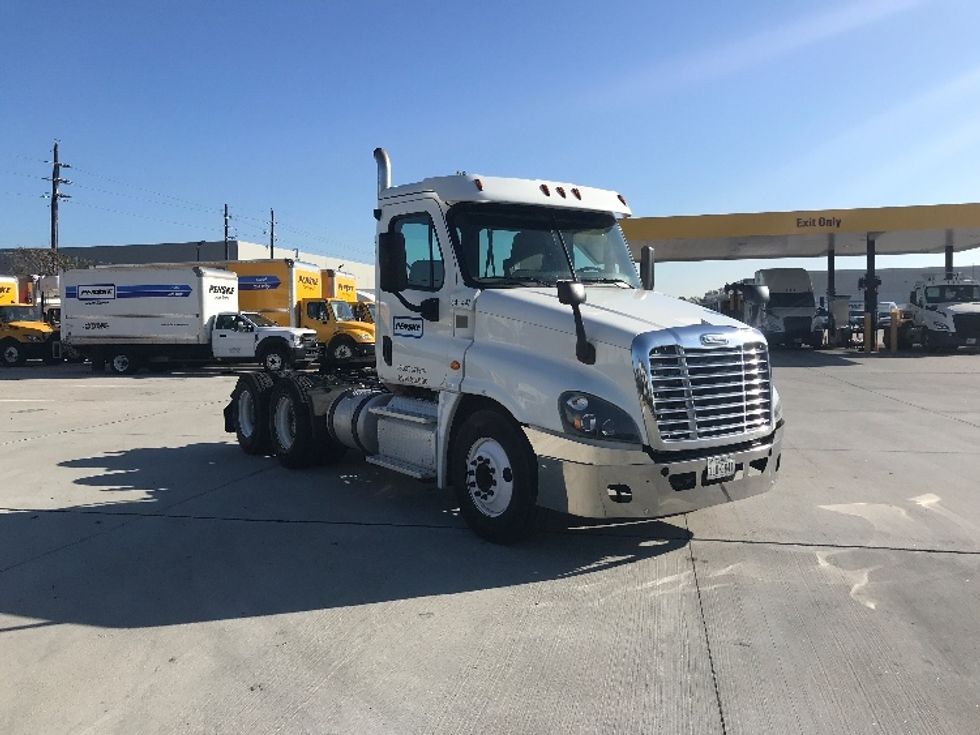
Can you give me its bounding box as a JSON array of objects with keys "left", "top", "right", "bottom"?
[
  {"left": 61, "top": 266, "right": 319, "bottom": 374},
  {"left": 219, "top": 259, "right": 375, "bottom": 363}
]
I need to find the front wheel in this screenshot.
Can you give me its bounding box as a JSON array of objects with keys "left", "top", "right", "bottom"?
[
  {"left": 327, "top": 335, "right": 355, "bottom": 362},
  {"left": 0, "top": 339, "right": 25, "bottom": 367},
  {"left": 261, "top": 344, "right": 291, "bottom": 373},
  {"left": 452, "top": 409, "right": 538, "bottom": 544}
]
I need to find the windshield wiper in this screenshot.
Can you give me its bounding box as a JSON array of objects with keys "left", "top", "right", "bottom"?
[{"left": 579, "top": 277, "right": 635, "bottom": 287}]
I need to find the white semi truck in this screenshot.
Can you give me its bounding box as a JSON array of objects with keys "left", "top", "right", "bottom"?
[
  {"left": 62, "top": 266, "right": 319, "bottom": 374},
  {"left": 752, "top": 268, "right": 820, "bottom": 347},
  {"left": 901, "top": 275, "right": 980, "bottom": 350},
  {"left": 223, "top": 149, "right": 785, "bottom": 542}
]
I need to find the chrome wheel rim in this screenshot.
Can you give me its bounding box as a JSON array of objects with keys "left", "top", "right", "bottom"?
[
  {"left": 274, "top": 395, "right": 296, "bottom": 450},
  {"left": 465, "top": 438, "right": 514, "bottom": 518},
  {"left": 238, "top": 388, "right": 255, "bottom": 438},
  {"left": 333, "top": 343, "right": 353, "bottom": 360},
  {"left": 2, "top": 345, "right": 18, "bottom": 364},
  {"left": 112, "top": 354, "right": 130, "bottom": 373},
  {"left": 266, "top": 352, "right": 284, "bottom": 371}
]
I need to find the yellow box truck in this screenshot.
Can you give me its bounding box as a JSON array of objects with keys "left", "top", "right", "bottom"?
[
  {"left": 0, "top": 275, "right": 60, "bottom": 367},
  {"left": 219, "top": 260, "right": 375, "bottom": 363}
]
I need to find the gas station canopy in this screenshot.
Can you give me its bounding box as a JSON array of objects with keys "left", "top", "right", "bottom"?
[{"left": 621, "top": 202, "right": 980, "bottom": 262}]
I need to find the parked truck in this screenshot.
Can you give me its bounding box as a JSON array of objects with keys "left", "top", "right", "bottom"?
[
  {"left": 899, "top": 275, "right": 980, "bottom": 351},
  {"left": 218, "top": 259, "right": 375, "bottom": 363},
  {"left": 752, "top": 268, "right": 820, "bottom": 347},
  {"left": 222, "top": 149, "right": 784, "bottom": 542},
  {"left": 61, "top": 266, "right": 319, "bottom": 374},
  {"left": 0, "top": 275, "right": 61, "bottom": 367}
]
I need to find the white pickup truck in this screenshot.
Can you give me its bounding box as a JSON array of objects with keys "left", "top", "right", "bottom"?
[{"left": 61, "top": 266, "right": 319, "bottom": 374}]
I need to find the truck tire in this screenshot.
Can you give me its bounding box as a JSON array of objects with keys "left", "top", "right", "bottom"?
[
  {"left": 108, "top": 351, "right": 139, "bottom": 375},
  {"left": 231, "top": 372, "right": 275, "bottom": 455},
  {"left": 260, "top": 343, "right": 291, "bottom": 373},
  {"left": 0, "top": 339, "right": 26, "bottom": 367},
  {"left": 269, "top": 375, "right": 319, "bottom": 468},
  {"left": 452, "top": 409, "right": 538, "bottom": 544},
  {"left": 327, "top": 335, "right": 355, "bottom": 362}
]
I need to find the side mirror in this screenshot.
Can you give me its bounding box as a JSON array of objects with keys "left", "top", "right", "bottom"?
[
  {"left": 378, "top": 231, "right": 407, "bottom": 293},
  {"left": 640, "top": 246, "right": 655, "bottom": 290},
  {"left": 557, "top": 280, "right": 587, "bottom": 306}
]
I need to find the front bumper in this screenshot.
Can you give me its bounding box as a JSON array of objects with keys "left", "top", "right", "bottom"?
[
  {"left": 527, "top": 423, "right": 784, "bottom": 519},
  {"left": 291, "top": 343, "right": 320, "bottom": 362}
]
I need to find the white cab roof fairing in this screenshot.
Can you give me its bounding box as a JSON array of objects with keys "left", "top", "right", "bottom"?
[
  {"left": 379, "top": 174, "right": 632, "bottom": 217},
  {"left": 621, "top": 202, "right": 980, "bottom": 262}
]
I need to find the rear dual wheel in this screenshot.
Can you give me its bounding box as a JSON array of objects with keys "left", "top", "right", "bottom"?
[
  {"left": 232, "top": 372, "right": 275, "bottom": 455},
  {"left": 267, "top": 375, "right": 346, "bottom": 468}
]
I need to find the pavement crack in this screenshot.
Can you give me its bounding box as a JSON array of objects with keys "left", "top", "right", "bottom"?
[{"left": 689, "top": 539, "right": 728, "bottom": 735}]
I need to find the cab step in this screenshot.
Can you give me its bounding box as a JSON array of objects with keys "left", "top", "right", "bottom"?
[{"left": 365, "top": 454, "right": 435, "bottom": 480}]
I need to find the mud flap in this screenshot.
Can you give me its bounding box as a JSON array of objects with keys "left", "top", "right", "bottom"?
[{"left": 223, "top": 399, "right": 236, "bottom": 433}]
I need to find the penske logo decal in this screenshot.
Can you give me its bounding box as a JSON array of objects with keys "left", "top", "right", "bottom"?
[
  {"left": 209, "top": 284, "right": 236, "bottom": 296},
  {"left": 66, "top": 284, "right": 192, "bottom": 299},
  {"left": 392, "top": 316, "right": 423, "bottom": 339},
  {"left": 239, "top": 275, "right": 282, "bottom": 291},
  {"left": 298, "top": 275, "right": 320, "bottom": 287}
]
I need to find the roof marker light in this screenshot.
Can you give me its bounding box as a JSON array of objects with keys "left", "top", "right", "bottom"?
[
  {"left": 474, "top": 178, "right": 484, "bottom": 191},
  {"left": 571, "top": 188, "right": 582, "bottom": 200},
  {"left": 540, "top": 184, "right": 551, "bottom": 196},
  {"left": 556, "top": 186, "right": 566, "bottom": 198},
  {"left": 617, "top": 193, "right": 628, "bottom": 206}
]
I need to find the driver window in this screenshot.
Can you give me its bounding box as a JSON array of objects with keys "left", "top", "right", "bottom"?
[
  {"left": 307, "top": 301, "right": 328, "bottom": 321},
  {"left": 392, "top": 213, "right": 444, "bottom": 291},
  {"left": 215, "top": 314, "right": 235, "bottom": 330}
]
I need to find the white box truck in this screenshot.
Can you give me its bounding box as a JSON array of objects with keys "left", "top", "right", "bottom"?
[
  {"left": 223, "top": 149, "right": 785, "bottom": 542},
  {"left": 61, "top": 266, "right": 319, "bottom": 374}
]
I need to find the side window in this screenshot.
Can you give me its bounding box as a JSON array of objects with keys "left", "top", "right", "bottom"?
[
  {"left": 215, "top": 314, "right": 234, "bottom": 330},
  {"left": 307, "top": 301, "right": 328, "bottom": 321},
  {"left": 392, "top": 213, "right": 445, "bottom": 291}
]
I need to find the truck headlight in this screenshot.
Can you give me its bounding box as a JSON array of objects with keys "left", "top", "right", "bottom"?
[
  {"left": 933, "top": 322, "right": 949, "bottom": 331},
  {"left": 354, "top": 331, "right": 374, "bottom": 342},
  {"left": 559, "top": 391, "right": 640, "bottom": 443}
]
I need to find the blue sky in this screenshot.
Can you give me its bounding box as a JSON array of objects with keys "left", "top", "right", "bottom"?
[{"left": 3, "top": 0, "right": 980, "bottom": 296}]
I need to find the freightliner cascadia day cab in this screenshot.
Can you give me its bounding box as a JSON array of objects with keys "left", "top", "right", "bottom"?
[
  {"left": 903, "top": 275, "right": 980, "bottom": 350},
  {"left": 61, "top": 266, "right": 319, "bottom": 374},
  {"left": 224, "top": 149, "right": 785, "bottom": 542},
  {"left": 217, "top": 259, "right": 375, "bottom": 364},
  {"left": 0, "top": 275, "right": 60, "bottom": 367},
  {"left": 752, "top": 268, "right": 820, "bottom": 347}
]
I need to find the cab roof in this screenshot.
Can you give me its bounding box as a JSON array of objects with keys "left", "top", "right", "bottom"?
[{"left": 380, "top": 174, "right": 632, "bottom": 217}]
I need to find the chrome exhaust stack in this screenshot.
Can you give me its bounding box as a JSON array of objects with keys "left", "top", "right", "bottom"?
[{"left": 373, "top": 147, "right": 391, "bottom": 196}]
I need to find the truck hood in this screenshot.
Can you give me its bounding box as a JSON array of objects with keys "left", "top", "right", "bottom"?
[
  {"left": 476, "top": 287, "right": 747, "bottom": 347},
  {"left": 258, "top": 326, "right": 317, "bottom": 338},
  {"left": 4, "top": 320, "right": 54, "bottom": 336}
]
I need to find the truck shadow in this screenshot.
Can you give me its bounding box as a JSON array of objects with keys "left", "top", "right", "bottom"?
[{"left": 0, "top": 442, "right": 691, "bottom": 631}]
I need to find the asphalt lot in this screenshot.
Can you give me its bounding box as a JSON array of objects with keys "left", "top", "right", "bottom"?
[{"left": 1, "top": 351, "right": 978, "bottom": 734}]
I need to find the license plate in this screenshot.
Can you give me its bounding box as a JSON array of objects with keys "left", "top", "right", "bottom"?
[
  {"left": 706, "top": 456, "right": 736, "bottom": 481},
  {"left": 967, "top": 338, "right": 977, "bottom": 345}
]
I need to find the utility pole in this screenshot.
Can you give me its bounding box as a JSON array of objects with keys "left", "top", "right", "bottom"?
[
  {"left": 269, "top": 208, "right": 275, "bottom": 258},
  {"left": 224, "top": 203, "right": 230, "bottom": 260},
  {"left": 44, "top": 141, "right": 72, "bottom": 252}
]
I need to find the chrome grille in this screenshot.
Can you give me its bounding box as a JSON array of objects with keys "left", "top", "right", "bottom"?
[{"left": 649, "top": 342, "right": 772, "bottom": 442}]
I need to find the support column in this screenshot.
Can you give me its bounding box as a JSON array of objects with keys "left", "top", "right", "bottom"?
[
  {"left": 827, "top": 234, "right": 837, "bottom": 342},
  {"left": 945, "top": 228, "right": 954, "bottom": 279},
  {"left": 864, "top": 233, "right": 878, "bottom": 353}
]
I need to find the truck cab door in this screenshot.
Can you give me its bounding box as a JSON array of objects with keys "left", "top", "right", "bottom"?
[
  {"left": 300, "top": 298, "right": 332, "bottom": 342},
  {"left": 378, "top": 199, "right": 473, "bottom": 391},
  {"left": 212, "top": 314, "right": 257, "bottom": 357}
]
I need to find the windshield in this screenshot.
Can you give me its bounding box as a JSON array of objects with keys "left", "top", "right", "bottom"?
[
  {"left": 0, "top": 306, "right": 37, "bottom": 322},
  {"left": 768, "top": 292, "right": 815, "bottom": 308},
  {"left": 332, "top": 300, "right": 356, "bottom": 321},
  {"left": 243, "top": 312, "right": 277, "bottom": 327},
  {"left": 448, "top": 203, "right": 640, "bottom": 288},
  {"left": 925, "top": 284, "right": 980, "bottom": 303}
]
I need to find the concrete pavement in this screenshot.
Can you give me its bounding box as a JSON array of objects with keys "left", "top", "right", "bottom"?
[{"left": 0, "top": 353, "right": 978, "bottom": 734}]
